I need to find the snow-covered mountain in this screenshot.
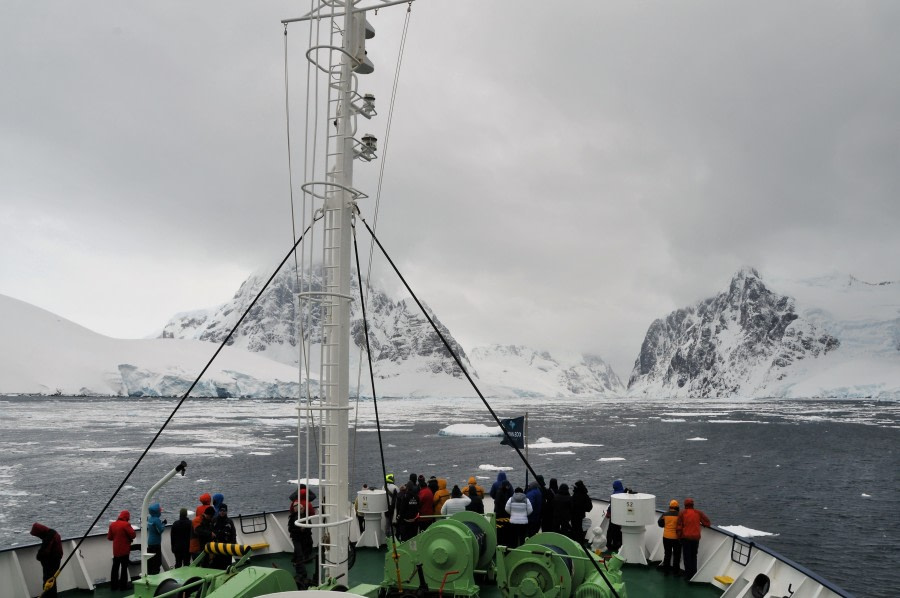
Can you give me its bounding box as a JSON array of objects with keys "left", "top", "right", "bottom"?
[
  {"left": 159, "top": 268, "right": 621, "bottom": 398},
  {"left": 468, "top": 345, "right": 623, "bottom": 397},
  {"left": 0, "top": 294, "right": 304, "bottom": 398},
  {"left": 627, "top": 268, "right": 900, "bottom": 398}
]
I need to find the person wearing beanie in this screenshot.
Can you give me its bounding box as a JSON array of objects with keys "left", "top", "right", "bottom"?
[
  {"left": 570, "top": 480, "right": 593, "bottom": 544},
  {"left": 107, "top": 510, "right": 135, "bottom": 590},
  {"left": 677, "top": 497, "right": 711, "bottom": 580},
  {"left": 146, "top": 502, "right": 165, "bottom": 575},
  {"left": 657, "top": 499, "right": 682, "bottom": 575},
  {"left": 384, "top": 474, "right": 399, "bottom": 538},
  {"left": 171, "top": 507, "right": 192, "bottom": 567},
  {"left": 441, "top": 484, "right": 472, "bottom": 516},
  {"left": 30, "top": 522, "right": 63, "bottom": 598},
  {"left": 211, "top": 504, "right": 236, "bottom": 569}
]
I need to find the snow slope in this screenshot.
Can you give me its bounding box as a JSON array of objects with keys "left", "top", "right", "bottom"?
[{"left": 0, "top": 294, "right": 302, "bottom": 397}]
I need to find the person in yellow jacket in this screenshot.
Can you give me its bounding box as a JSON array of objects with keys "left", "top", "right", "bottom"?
[
  {"left": 465, "top": 476, "right": 485, "bottom": 499},
  {"left": 657, "top": 499, "right": 682, "bottom": 575},
  {"left": 432, "top": 478, "right": 451, "bottom": 515}
]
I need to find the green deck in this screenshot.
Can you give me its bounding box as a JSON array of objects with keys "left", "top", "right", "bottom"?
[{"left": 61, "top": 546, "right": 721, "bottom": 598}]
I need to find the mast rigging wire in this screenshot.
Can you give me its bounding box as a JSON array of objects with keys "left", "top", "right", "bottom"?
[
  {"left": 355, "top": 213, "right": 620, "bottom": 598},
  {"left": 40, "top": 224, "right": 313, "bottom": 596}
]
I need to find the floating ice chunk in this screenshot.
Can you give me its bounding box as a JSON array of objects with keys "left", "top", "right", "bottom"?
[
  {"left": 598, "top": 457, "right": 625, "bottom": 462},
  {"left": 438, "top": 424, "right": 501, "bottom": 437},
  {"left": 719, "top": 525, "right": 777, "bottom": 538},
  {"left": 478, "top": 464, "right": 513, "bottom": 472},
  {"left": 661, "top": 418, "right": 686, "bottom": 422},
  {"left": 540, "top": 451, "right": 575, "bottom": 455},
  {"left": 530, "top": 437, "right": 603, "bottom": 449},
  {"left": 861, "top": 493, "right": 871, "bottom": 498},
  {"left": 686, "top": 437, "right": 707, "bottom": 441},
  {"left": 249, "top": 452, "right": 271, "bottom": 456}
]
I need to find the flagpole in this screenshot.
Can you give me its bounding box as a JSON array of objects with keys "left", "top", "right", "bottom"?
[{"left": 525, "top": 412, "right": 529, "bottom": 488}]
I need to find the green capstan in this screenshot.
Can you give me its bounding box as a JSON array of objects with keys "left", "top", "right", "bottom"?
[
  {"left": 496, "top": 532, "right": 627, "bottom": 598},
  {"left": 382, "top": 511, "right": 498, "bottom": 597}
]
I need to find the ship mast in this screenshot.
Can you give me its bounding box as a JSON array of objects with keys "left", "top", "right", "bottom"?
[{"left": 283, "top": 0, "right": 398, "bottom": 584}]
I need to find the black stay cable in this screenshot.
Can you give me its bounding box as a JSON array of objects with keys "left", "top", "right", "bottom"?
[
  {"left": 356, "top": 214, "right": 620, "bottom": 598},
  {"left": 41, "top": 223, "right": 314, "bottom": 597},
  {"left": 355, "top": 214, "right": 540, "bottom": 482}
]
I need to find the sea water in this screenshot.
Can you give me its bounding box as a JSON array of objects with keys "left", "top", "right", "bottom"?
[{"left": 0, "top": 395, "right": 897, "bottom": 597}]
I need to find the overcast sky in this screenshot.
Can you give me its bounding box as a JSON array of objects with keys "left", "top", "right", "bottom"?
[{"left": 2, "top": 1, "right": 898, "bottom": 379}]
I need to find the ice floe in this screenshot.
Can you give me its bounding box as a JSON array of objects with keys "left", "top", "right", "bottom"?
[
  {"left": 438, "top": 423, "right": 501, "bottom": 437},
  {"left": 478, "top": 464, "right": 513, "bottom": 472},
  {"left": 686, "top": 437, "right": 707, "bottom": 441}
]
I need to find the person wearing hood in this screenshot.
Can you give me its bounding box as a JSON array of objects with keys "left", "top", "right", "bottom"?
[
  {"left": 492, "top": 476, "right": 514, "bottom": 547},
  {"left": 107, "top": 510, "right": 136, "bottom": 590},
  {"left": 465, "top": 476, "right": 485, "bottom": 499},
  {"left": 146, "top": 503, "right": 165, "bottom": 575},
  {"left": 541, "top": 478, "right": 559, "bottom": 533},
  {"left": 30, "top": 523, "right": 62, "bottom": 598},
  {"left": 553, "top": 484, "right": 573, "bottom": 538},
  {"left": 571, "top": 480, "right": 593, "bottom": 544},
  {"left": 489, "top": 471, "right": 508, "bottom": 499},
  {"left": 288, "top": 488, "right": 315, "bottom": 577},
  {"left": 432, "top": 478, "right": 451, "bottom": 516},
  {"left": 605, "top": 480, "right": 627, "bottom": 553},
  {"left": 525, "top": 480, "right": 543, "bottom": 536},
  {"left": 417, "top": 477, "right": 434, "bottom": 531},
  {"left": 505, "top": 487, "right": 533, "bottom": 548},
  {"left": 170, "top": 508, "right": 192, "bottom": 567},
  {"left": 383, "top": 474, "right": 399, "bottom": 537},
  {"left": 192, "top": 505, "right": 216, "bottom": 566},
  {"left": 212, "top": 493, "right": 225, "bottom": 513},
  {"left": 196, "top": 493, "right": 212, "bottom": 519},
  {"left": 211, "top": 504, "right": 236, "bottom": 569},
  {"left": 677, "top": 497, "right": 711, "bottom": 580},
  {"left": 465, "top": 485, "right": 484, "bottom": 514},
  {"left": 657, "top": 499, "right": 682, "bottom": 575},
  {"left": 441, "top": 485, "right": 471, "bottom": 516}
]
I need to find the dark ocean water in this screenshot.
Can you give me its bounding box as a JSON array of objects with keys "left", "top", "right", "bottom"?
[{"left": 1, "top": 395, "right": 897, "bottom": 597}]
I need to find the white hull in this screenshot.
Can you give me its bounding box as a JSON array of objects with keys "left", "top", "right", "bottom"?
[{"left": 1, "top": 499, "right": 850, "bottom": 598}]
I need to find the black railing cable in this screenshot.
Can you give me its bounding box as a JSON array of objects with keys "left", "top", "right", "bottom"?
[
  {"left": 41, "top": 223, "right": 313, "bottom": 596},
  {"left": 351, "top": 226, "right": 404, "bottom": 588},
  {"left": 356, "top": 213, "right": 620, "bottom": 598}
]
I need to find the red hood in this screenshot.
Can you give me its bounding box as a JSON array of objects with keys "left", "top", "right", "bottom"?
[
  {"left": 199, "top": 493, "right": 212, "bottom": 505},
  {"left": 30, "top": 522, "right": 50, "bottom": 537},
  {"left": 117, "top": 510, "right": 130, "bottom": 521}
]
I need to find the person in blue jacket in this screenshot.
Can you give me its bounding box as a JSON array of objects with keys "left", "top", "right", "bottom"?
[
  {"left": 525, "top": 481, "right": 543, "bottom": 536},
  {"left": 147, "top": 502, "right": 165, "bottom": 575}
]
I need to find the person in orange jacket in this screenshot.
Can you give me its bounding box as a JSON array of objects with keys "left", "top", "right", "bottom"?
[
  {"left": 107, "top": 510, "right": 136, "bottom": 590},
  {"left": 657, "top": 499, "right": 682, "bottom": 575},
  {"left": 465, "top": 476, "right": 485, "bottom": 499},
  {"left": 676, "top": 497, "right": 711, "bottom": 580},
  {"left": 432, "top": 479, "right": 451, "bottom": 515}
]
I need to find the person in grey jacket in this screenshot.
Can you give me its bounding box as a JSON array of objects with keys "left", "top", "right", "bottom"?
[{"left": 505, "top": 487, "right": 533, "bottom": 548}]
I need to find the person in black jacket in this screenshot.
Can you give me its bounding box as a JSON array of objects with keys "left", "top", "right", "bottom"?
[
  {"left": 465, "top": 485, "right": 484, "bottom": 514},
  {"left": 553, "top": 484, "right": 574, "bottom": 538},
  {"left": 211, "top": 504, "right": 237, "bottom": 569},
  {"left": 30, "top": 523, "right": 62, "bottom": 598},
  {"left": 396, "top": 481, "right": 420, "bottom": 541},
  {"left": 170, "top": 508, "right": 192, "bottom": 567},
  {"left": 571, "top": 480, "right": 593, "bottom": 544}
]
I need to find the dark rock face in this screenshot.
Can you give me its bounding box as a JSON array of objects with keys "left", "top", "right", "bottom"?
[
  {"left": 628, "top": 268, "right": 840, "bottom": 396},
  {"left": 160, "top": 267, "right": 473, "bottom": 379}
]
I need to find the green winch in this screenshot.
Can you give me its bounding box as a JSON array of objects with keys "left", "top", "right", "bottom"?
[
  {"left": 129, "top": 542, "right": 297, "bottom": 598},
  {"left": 382, "top": 511, "right": 497, "bottom": 597},
  {"left": 496, "top": 532, "right": 627, "bottom": 598}
]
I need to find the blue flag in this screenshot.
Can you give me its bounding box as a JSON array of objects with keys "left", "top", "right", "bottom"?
[{"left": 499, "top": 416, "right": 526, "bottom": 449}]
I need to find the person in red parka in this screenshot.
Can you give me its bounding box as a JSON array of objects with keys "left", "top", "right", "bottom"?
[
  {"left": 107, "top": 510, "right": 136, "bottom": 590},
  {"left": 676, "top": 497, "right": 711, "bottom": 581},
  {"left": 30, "top": 522, "right": 63, "bottom": 598}
]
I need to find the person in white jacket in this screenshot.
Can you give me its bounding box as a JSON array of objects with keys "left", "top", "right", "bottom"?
[
  {"left": 505, "top": 487, "right": 533, "bottom": 548},
  {"left": 441, "top": 485, "right": 471, "bottom": 516}
]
